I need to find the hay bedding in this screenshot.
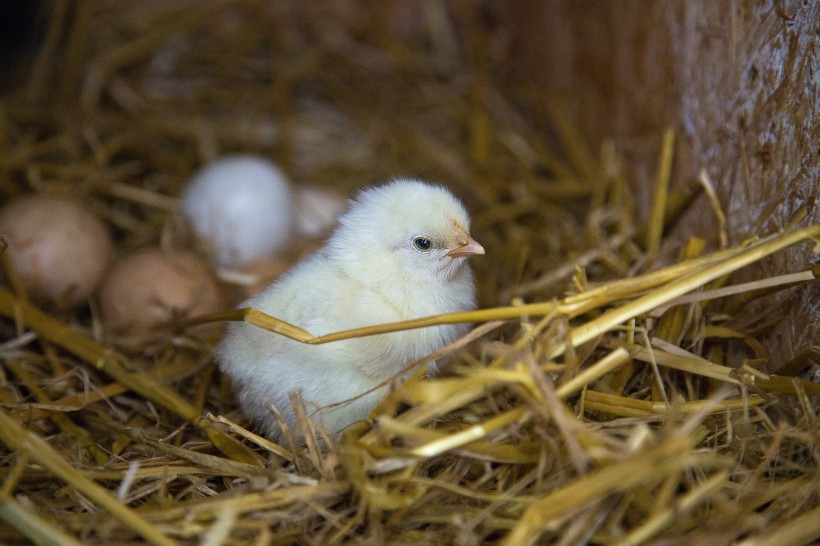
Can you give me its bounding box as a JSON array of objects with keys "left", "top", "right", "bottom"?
[{"left": 0, "top": 2, "right": 818, "bottom": 545}]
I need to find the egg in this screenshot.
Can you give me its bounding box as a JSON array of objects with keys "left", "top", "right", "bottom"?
[
  {"left": 180, "top": 155, "right": 294, "bottom": 267},
  {"left": 0, "top": 195, "right": 112, "bottom": 309},
  {"left": 98, "top": 247, "right": 223, "bottom": 339},
  {"left": 293, "top": 185, "right": 347, "bottom": 238}
]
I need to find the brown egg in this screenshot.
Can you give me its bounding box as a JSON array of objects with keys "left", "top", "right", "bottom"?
[
  {"left": 98, "top": 247, "right": 223, "bottom": 338},
  {"left": 0, "top": 195, "right": 112, "bottom": 309}
]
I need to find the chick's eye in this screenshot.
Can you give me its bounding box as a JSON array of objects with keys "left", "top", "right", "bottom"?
[{"left": 413, "top": 236, "right": 433, "bottom": 252}]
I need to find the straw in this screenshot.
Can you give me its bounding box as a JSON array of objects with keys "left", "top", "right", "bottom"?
[{"left": 1, "top": 4, "right": 817, "bottom": 543}]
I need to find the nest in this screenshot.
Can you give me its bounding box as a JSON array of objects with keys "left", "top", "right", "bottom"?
[{"left": 1, "top": 2, "right": 818, "bottom": 545}]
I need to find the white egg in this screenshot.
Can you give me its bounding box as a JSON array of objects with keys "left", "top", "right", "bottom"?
[
  {"left": 180, "top": 155, "right": 294, "bottom": 267},
  {"left": 293, "top": 185, "right": 348, "bottom": 238}
]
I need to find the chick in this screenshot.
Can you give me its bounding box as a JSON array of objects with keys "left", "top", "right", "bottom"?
[{"left": 217, "top": 179, "right": 484, "bottom": 438}]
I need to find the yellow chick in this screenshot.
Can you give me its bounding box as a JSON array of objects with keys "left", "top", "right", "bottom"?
[{"left": 217, "top": 179, "right": 484, "bottom": 438}]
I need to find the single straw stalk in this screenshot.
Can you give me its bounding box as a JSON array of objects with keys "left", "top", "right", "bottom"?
[
  {"left": 582, "top": 391, "right": 766, "bottom": 418},
  {"left": 650, "top": 265, "right": 818, "bottom": 316},
  {"left": 644, "top": 128, "right": 676, "bottom": 255}
]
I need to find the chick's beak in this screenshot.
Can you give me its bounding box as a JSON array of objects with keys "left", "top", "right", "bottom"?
[{"left": 446, "top": 227, "right": 485, "bottom": 258}]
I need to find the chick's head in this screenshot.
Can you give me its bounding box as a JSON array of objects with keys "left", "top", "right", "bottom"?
[{"left": 329, "top": 179, "right": 484, "bottom": 284}]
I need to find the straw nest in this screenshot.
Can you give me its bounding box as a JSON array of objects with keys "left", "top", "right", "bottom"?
[{"left": 1, "top": 2, "right": 818, "bottom": 545}]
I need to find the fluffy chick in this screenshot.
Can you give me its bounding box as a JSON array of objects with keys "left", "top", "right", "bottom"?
[{"left": 217, "top": 179, "right": 484, "bottom": 438}]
